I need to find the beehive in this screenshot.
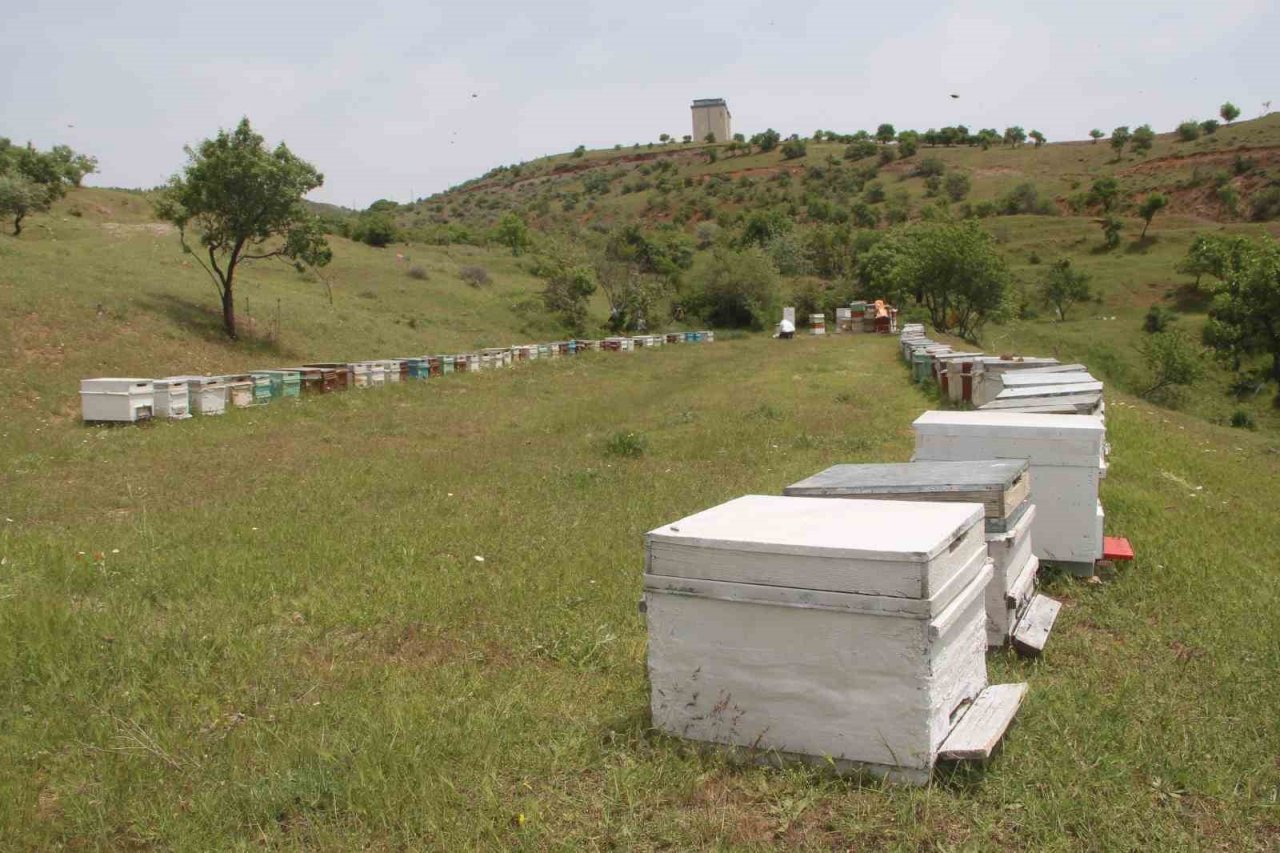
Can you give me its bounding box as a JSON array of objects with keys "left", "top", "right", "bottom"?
[
  {"left": 645, "top": 495, "right": 1026, "bottom": 783},
  {"left": 913, "top": 411, "right": 1107, "bottom": 570},
  {"left": 809, "top": 314, "right": 826, "bottom": 335},
  {"left": 348, "top": 363, "right": 371, "bottom": 388},
  {"left": 169, "top": 375, "right": 227, "bottom": 415},
  {"left": 219, "top": 375, "right": 255, "bottom": 408},
  {"left": 80, "top": 378, "right": 154, "bottom": 423},
  {"left": 249, "top": 373, "right": 273, "bottom": 404},
  {"left": 257, "top": 370, "right": 301, "bottom": 399},
  {"left": 302, "top": 363, "right": 350, "bottom": 390}
]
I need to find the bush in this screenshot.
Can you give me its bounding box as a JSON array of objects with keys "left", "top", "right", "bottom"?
[
  {"left": 1001, "top": 183, "right": 1056, "bottom": 216},
  {"left": 1143, "top": 305, "right": 1178, "bottom": 333},
  {"left": 1140, "top": 330, "right": 1205, "bottom": 404},
  {"left": 913, "top": 157, "right": 946, "bottom": 178},
  {"left": 604, "top": 431, "right": 647, "bottom": 458},
  {"left": 407, "top": 265, "right": 429, "bottom": 281},
  {"left": 459, "top": 265, "right": 491, "bottom": 286},
  {"left": 780, "top": 138, "right": 808, "bottom": 160},
  {"left": 944, "top": 172, "right": 971, "bottom": 202},
  {"left": 1250, "top": 186, "right": 1280, "bottom": 221},
  {"left": 1176, "top": 121, "right": 1201, "bottom": 142},
  {"left": 686, "top": 246, "right": 780, "bottom": 330},
  {"left": 351, "top": 213, "right": 399, "bottom": 247},
  {"left": 1230, "top": 409, "right": 1257, "bottom": 430},
  {"left": 844, "top": 139, "right": 878, "bottom": 161}
]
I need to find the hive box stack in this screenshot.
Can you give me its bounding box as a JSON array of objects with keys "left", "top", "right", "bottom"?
[
  {"left": 913, "top": 411, "right": 1108, "bottom": 574},
  {"left": 644, "top": 495, "right": 1026, "bottom": 784},
  {"left": 81, "top": 378, "right": 155, "bottom": 423},
  {"left": 170, "top": 375, "right": 227, "bottom": 415},
  {"left": 152, "top": 378, "right": 191, "bottom": 419},
  {"left": 970, "top": 357, "right": 1062, "bottom": 406},
  {"left": 784, "top": 461, "right": 1060, "bottom": 655},
  {"left": 809, "top": 314, "right": 826, "bottom": 335}
]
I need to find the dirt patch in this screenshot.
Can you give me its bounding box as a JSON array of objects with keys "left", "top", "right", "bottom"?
[
  {"left": 1117, "top": 145, "right": 1280, "bottom": 177},
  {"left": 102, "top": 222, "right": 175, "bottom": 238}
]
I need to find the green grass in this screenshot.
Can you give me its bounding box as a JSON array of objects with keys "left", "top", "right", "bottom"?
[{"left": 2, "top": 334, "right": 1279, "bottom": 848}]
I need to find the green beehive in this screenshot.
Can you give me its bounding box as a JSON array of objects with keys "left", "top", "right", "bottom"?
[
  {"left": 248, "top": 372, "right": 274, "bottom": 404},
  {"left": 258, "top": 370, "right": 301, "bottom": 398},
  {"left": 406, "top": 358, "right": 431, "bottom": 379},
  {"left": 442, "top": 356, "right": 455, "bottom": 374},
  {"left": 911, "top": 351, "right": 934, "bottom": 384}
]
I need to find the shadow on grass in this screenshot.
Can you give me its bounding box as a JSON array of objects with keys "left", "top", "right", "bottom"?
[
  {"left": 137, "top": 293, "right": 294, "bottom": 358},
  {"left": 1126, "top": 235, "right": 1159, "bottom": 254},
  {"left": 1168, "top": 283, "right": 1211, "bottom": 312}
]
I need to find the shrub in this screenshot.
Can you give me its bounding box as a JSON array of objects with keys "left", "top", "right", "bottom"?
[
  {"left": 572, "top": 145, "right": 586, "bottom": 158},
  {"left": 604, "top": 431, "right": 647, "bottom": 458},
  {"left": 1001, "top": 183, "right": 1056, "bottom": 215},
  {"left": 780, "top": 138, "right": 808, "bottom": 160},
  {"left": 686, "top": 246, "right": 780, "bottom": 330},
  {"left": 844, "top": 139, "right": 878, "bottom": 161},
  {"left": 1199, "top": 119, "right": 1220, "bottom": 135},
  {"left": 1176, "top": 121, "right": 1201, "bottom": 141},
  {"left": 1143, "top": 305, "right": 1178, "bottom": 333},
  {"left": 913, "top": 157, "right": 946, "bottom": 178},
  {"left": 1140, "top": 330, "right": 1205, "bottom": 403},
  {"left": 407, "top": 265, "right": 429, "bottom": 281},
  {"left": 1250, "top": 186, "right": 1280, "bottom": 221},
  {"left": 1230, "top": 409, "right": 1257, "bottom": 430},
  {"left": 459, "top": 265, "right": 491, "bottom": 286},
  {"left": 863, "top": 182, "right": 886, "bottom": 204},
  {"left": 944, "top": 172, "right": 971, "bottom": 202}
]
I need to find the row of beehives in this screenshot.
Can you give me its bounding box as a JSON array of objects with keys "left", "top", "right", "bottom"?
[
  {"left": 79, "top": 331, "right": 716, "bottom": 424},
  {"left": 786, "top": 301, "right": 900, "bottom": 336},
  {"left": 899, "top": 322, "right": 1109, "bottom": 573},
  {"left": 641, "top": 323, "right": 1114, "bottom": 785}
]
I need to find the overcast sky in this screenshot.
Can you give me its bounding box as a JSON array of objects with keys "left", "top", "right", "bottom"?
[{"left": 3, "top": 0, "right": 1276, "bottom": 208}]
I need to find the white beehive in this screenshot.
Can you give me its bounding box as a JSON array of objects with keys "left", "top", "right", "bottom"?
[
  {"left": 645, "top": 495, "right": 1026, "bottom": 783},
  {"left": 367, "top": 362, "right": 387, "bottom": 387},
  {"left": 382, "top": 360, "right": 404, "bottom": 382},
  {"left": 348, "top": 363, "right": 371, "bottom": 388},
  {"left": 782, "top": 461, "right": 1057, "bottom": 650},
  {"left": 218, "top": 374, "right": 254, "bottom": 408},
  {"left": 913, "top": 411, "right": 1107, "bottom": 569},
  {"left": 168, "top": 375, "right": 226, "bottom": 416},
  {"left": 971, "top": 357, "right": 1062, "bottom": 405},
  {"left": 151, "top": 378, "right": 191, "bottom": 420},
  {"left": 1000, "top": 371, "right": 1097, "bottom": 389},
  {"left": 80, "top": 378, "right": 154, "bottom": 423}
]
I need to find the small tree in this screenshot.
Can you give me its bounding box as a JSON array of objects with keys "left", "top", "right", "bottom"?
[
  {"left": 154, "top": 118, "right": 331, "bottom": 339},
  {"left": 48, "top": 145, "right": 98, "bottom": 187},
  {"left": 351, "top": 212, "right": 399, "bottom": 247},
  {"left": 1003, "top": 126, "right": 1027, "bottom": 147},
  {"left": 1220, "top": 101, "right": 1241, "bottom": 125},
  {"left": 572, "top": 145, "right": 587, "bottom": 157},
  {"left": 752, "top": 129, "right": 781, "bottom": 152},
  {"left": 532, "top": 238, "right": 596, "bottom": 333},
  {"left": 704, "top": 132, "right": 716, "bottom": 144},
  {"left": 687, "top": 247, "right": 780, "bottom": 329},
  {"left": 1199, "top": 119, "right": 1220, "bottom": 135},
  {"left": 1176, "top": 121, "right": 1201, "bottom": 142},
  {"left": 1140, "top": 330, "right": 1204, "bottom": 402},
  {"left": 875, "top": 124, "right": 896, "bottom": 144},
  {"left": 1138, "top": 192, "right": 1168, "bottom": 238},
  {"left": 1177, "top": 233, "right": 1253, "bottom": 287},
  {"left": 658, "top": 134, "right": 670, "bottom": 143},
  {"left": 1089, "top": 129, "right": 1104, "bottom": 144},
  {"left": 681, "top": 135, "right": 692, "bottom": 144},
  {"left": 1131, "top": 124, "right": 1156, "bottom": 155},
  {"left": 780, "top": 138, "right": 808, "bottom": 160},
  {"left": 1088, "top": 177, "right": 1121, "bottom": 212},
  {"left": 1101, "top": 214, "right": 1123, "bottom": 249},
  {"left": 1038, "top": 258, "right": 1092, "bottom": 320},
  {"left": 1110, "top": 126, "right": 1131, "bottom": 157},
  {"left": 944, "top": 171, "right": 971, "bottom": 202},
  {"left": 494, "top": 212, "right": 532, "bottom": 256},
  {"left": 0, "top": 174, "right": 53, "bottom": 236},
  {"left": 1029, "top": 130, "right": 1046, "bottom": 147},
  {"left": 1202, "top": 237, "right": 1280, "bottom": 387},
  {"left": 897, "top": 131, "right": 920, "bottom": 158}
]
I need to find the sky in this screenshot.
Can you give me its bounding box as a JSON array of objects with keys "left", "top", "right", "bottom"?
[{"left": 2, "top": 0, "right": 1277, "bottom": 208}]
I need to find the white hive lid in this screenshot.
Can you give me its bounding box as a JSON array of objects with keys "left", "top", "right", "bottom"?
[
  {"left": 647, "top": 495, "right": 982, "bottom": 563},
  {"left": 80, "top": 378, "right": 153, "bottom": 393},
  {"left": 1002, "top": 372, "right": 1096, "bottom": 387},
  {"left": 996, "top": 382, "right": 1104, "bottom": 400},
  {"left": 914, "top": 409, "right": 1104, "bottom": 435},
  {"left": 784, "top": 460, "right": 1027, "bottom": 496}
]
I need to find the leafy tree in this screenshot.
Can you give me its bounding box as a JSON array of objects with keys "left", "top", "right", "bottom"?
[
  {"left": 658, "top": 134, "right": 670, "bottom": 143},
  {"left": 532, "top": 237, "right": 596, "bottom": 333},
  {"left": 572, "top": 145, "right": 587, "bottom": 157},
  {"left": 1143, "top": 305, "right": 1178, "bottom": 333},
  {"left": 154, "top": 118, "right": 331, "bottom": 339},
  {"left": 738, "top": 208, "right": 792, "bottom": 248},
  {"left": 1140, "top": 330, "right": 1205, "bottom": 402},
  {"left": 884, "top": 190, "right": 911, "bottom": 225},
  {"left": 1138, "top": 192, "right": 1168, "bottom": 238},
  {"left": 845, "top": 139, "right": 878, "bottom": 160},
  {"left": 1089, "top": 129, "right": 1104, "bottom": 144},
  {"left": 1110, "top": 126, "right": 1131, "bottom": 156},
  {"left": 1176, "top": 120, "right": 1201, "bottom": 141},
  {"left": 1038, "top": 258, "right": 1092, "bottom": 320},
  {"left": 1131, "top": 124, "right": 1156, "bottom": 155},
  {"left": 913, "top": 156, "right": 946, "bottom": 178},
  {"left": 1220, "top": 101, "right": 1241, "bottom": 124},
  {"left": 1001, "top": 182, "right": 1055, "bottom": 215},
  {"left": 974, "top": 128, "right": 1000, "bottom": 150},
  {"left": 1202, "top": 237, "right": 1280, "bottom": 386},
  {"left": 944, "top": 171, "right": 971, "bottom": 202},
  {"left": 493, "top": 212, "right": 532, "bottom": 256},
  {"left": 752, "top": 129, "right": 781, "bottom": 152},
  {"left": 876, "top": 221, "right": 1011, "bottom": 341},
  {"left": 351, "top": 212, "right": 399, "bottom": 247},
  {"left": 1176, "top": 233, "right": 1252, "bottom": 286},
  {"left": 704, "top": 132, "right": 717, "bottom": 143},
  {"left": 1101, "top": 214, "right": 1123, "bottom": 249},
  {"left": 0, "top": 139, "right": 87, "bottom": 234},
  {"left": 1029, "top": 129, "right": 1046, "bottom": 147},
  {"left": 687, "top": 246, "right": 780, "bottom": 329},
  {"left": 875, "top": 124, "right": 896, "bottom": 144},
  {"left": 732, "top": 133, "right": 745, "bottom": 143},
  {"left": 367, "top": 198, "right": 399, "bottom": 213},
  {"left": 850, "top": 201, "right": 879, "bottom": 229},
  {"left": 48, "top": 145, "right": 97, "bottom": 187},
  {"left": 1199, "top": 119, "right": 1220, "bottom": 135},
  {"left": 896, "top": 131, "right": 919, "bottom": 158},
  {"left": 0, "top": 174, "right": 53, "bottom": 236},
  {"left": 780, "top": 138, "right": 808, "bottom": 160},
  {"left": 863, "top": 181, "right": 886, "bottom": 204},
  {"left": 1088, "top": 177, "right": 1121, "bottom": 212},
  {"left": 681, "top": 135, "right": 692, "bottom": 144},
  {"left": 1003, "top": 126, "right": 1026, "bottom": 147}
]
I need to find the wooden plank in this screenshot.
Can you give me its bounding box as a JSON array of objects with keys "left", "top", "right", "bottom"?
[
  {"left": 1011, "top": 594, "right": 1062, "bottom": 657},
  {"left": 938, "top": 683, "right": 1028, "bottom": 761}
]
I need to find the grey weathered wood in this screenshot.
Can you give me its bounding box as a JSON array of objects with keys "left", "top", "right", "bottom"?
[
  {"left": 937, "top": 683, "right": 1028, "bottom": 761},
  {"left": 783, "top": 460, "right": 1029, "bottom": 523},
  {"left": 1008, "top": 363, "right": 1087, "bottom": 375},
  {"left": 1011, "top": 593, "right": 1062, "bottom": 657},
  {"left": 980, "top": 392, "right": 1102, "bottom": 414}
]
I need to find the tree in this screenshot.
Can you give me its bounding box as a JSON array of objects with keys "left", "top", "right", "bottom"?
[
  {"left": 572, "top": 145, "right": 587, "bottom": 157},
  {"left": 1176, "top": 233, "right": 1253, "bottom": 287},
  {"left": 154, "top": 118, "right": 331, "bottom": 339},
  {"left": 896, "top": 131, "right": 919, "bottom": 158},
  {"left": 1140, "top": 330, "right": 1205, "bottom": 402},
  {"left": 944, "top": 171, "right": 971, "bottom": 202},
  {"left": 879, "top": 221, "right": 1011, "bottom": 341},
  {"left": 658, "top": 134, "right": 670, "bottom": 143},
  {"left": 681, "top": 135, "right": 692, "bottom": 144},
  {"left": 1202, "top": 237, "right": 1280, "bottom": 386},
  {"left": 1101, "top": 215, "right": 1123, "bottom": 249},
  {"left": 1220, "top": 101, "right": 1241, "bottom": 125},
  {"left": 1110, "top": 126, "right": 1131, "bottom": 157},
  {"left": 704, "top": 132, "right": 717, "bottom": 144},
  {"left": 752, "top": 129, "right": 781, "bottom": 152},
  {"left": 1029, "top": 129, "right": 1046, "bottom": 147},
  {"left": 494, "top": 212, "right": 532, "bottom": 256},
  {"left": 0, "top": 174, "right": 53, "bottom": 236},
  {"left": 845, "top": 139, "right": 878, "bottom": 161},
  {"left": 48, "top": 145, "right": 98, "bottom": 187},
  {"left": 1176, "top": 121, "right": 1201, "bottom": 142},
  {"left": 532, "top": 237, "right": 596, "bottom": 333},
  {"left": 1003, "top": 126, "right": 1027, "bottom": 147},
  {"left": 686, "top": 247, "right": 780, "bottom": 329},
  {"left": 1131, "top": 124, "right": 1156, "bottom": 155},
  {"left": 1138, "top": 192, "right": 1168, "bottom": 238},
  {"left": 1199, "top": 119, "right": 1220, "bottom": 135},
  {"left": 875, "top": 124, "right": 896, "bottom": 145},
  {"left": 351, "top": 212, "right": 399, "bottom": 247},
  {"left": 1088, "top": 177, "right": 1121, "bottom": 212},
  {"left": 1038, "top": 258, "right": 1092, "bottom": 320},
  {"left": 1089, "top": 129, "right": 1104, "bottom": 144}
]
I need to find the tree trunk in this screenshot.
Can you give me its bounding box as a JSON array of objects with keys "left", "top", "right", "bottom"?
[
  {"left": 222, "top": 282, "right": 237, "bottom": 340},
  {"left": 13, "top": 214, "right": 22, "bottom": 236},
  {"left": 1141, "top": 220, "right": 1150, "bottom": 240}
]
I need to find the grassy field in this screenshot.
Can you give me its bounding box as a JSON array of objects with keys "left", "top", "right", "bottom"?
[{"left": 2, "top": 332, "right": 1279, "bottom": 849}]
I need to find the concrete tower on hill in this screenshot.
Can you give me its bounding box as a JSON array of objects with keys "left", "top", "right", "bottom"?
[{"left": 691, "top": 98, "right": 732, "bottom": 143}]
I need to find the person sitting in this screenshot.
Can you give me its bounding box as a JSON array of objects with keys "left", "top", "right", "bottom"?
[{"left": 778, "top": 318, "right": 795, "bottom": 339}]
